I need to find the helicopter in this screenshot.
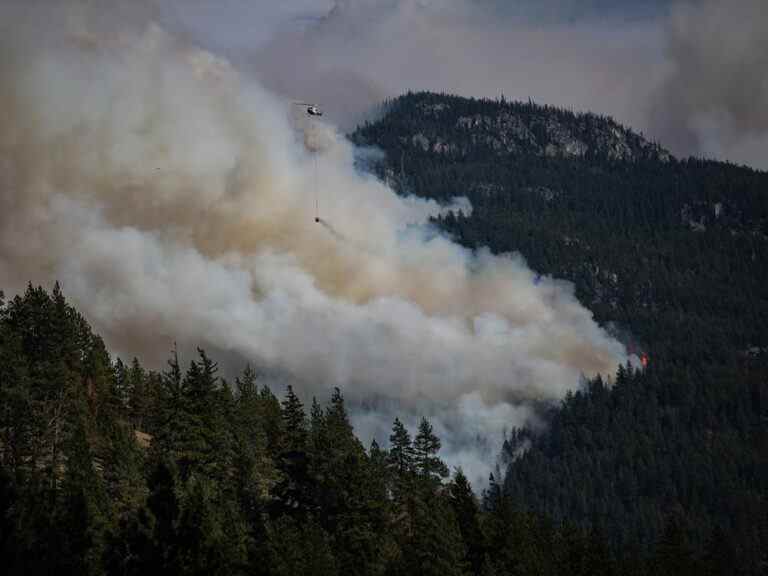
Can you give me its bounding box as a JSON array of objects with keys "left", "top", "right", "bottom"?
[
  {"left": 293, "top": 101, "right": 323, "bottom": 116},
  {"left": 290, "top": 101, "right": 324, "bottom": 222}
]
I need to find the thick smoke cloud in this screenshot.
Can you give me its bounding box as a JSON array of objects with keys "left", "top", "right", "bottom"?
[
  {"left": 0, "top": 3, "right": 628, "bottom": 485},
  {"left": 649, "top": 0, "right": 768, "bottom": 168},
  {"left": 248, "top": 0, "right": 765, "bottom": 168},
  {"left": 252, "top": 0, "right": 666, "bottom": 133}
]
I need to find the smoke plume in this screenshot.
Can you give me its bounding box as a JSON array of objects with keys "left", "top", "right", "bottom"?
[
  {"left": 0, "top": 3, "right": 628, "bottom": 485},
  {"left": 249, "top": 0, "right": 766, "bottom": 168},
  {"left": 649, "top": 0, "right": 768, "bottom": 168}
]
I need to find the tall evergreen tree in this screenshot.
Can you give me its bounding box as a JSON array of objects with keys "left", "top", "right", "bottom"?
[
  {"left": 413, "top": 417, "right": 449, "bottom": 487},
  {"left": 449, "top": 469, "right": 486, "bottom": 575},
  {"left": 127, "top": 357, "right": 149, "bottom": 431},
  {"left": 281, "top": 385, "right": 307, "bottom": 453},
  {"left": 388, "top": 418, "right": 415, "bottom": 480}
]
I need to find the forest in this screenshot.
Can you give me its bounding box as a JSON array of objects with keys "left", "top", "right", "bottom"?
[
  {"left": 352, "top": 91, "right": 768, "bottom": 574},
  {"left": 2, "top": 284, "right": 762, "bottom": 575},
  {"left": 1, "top": 90, "right": 767, "bottom": 575}
]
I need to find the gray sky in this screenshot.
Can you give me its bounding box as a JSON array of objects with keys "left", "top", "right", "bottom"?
[
  {"left": 0, "top": 0, "right": 631, "bottom": 486},
  {"left": 142, "top": 0, "right": 764, "bottom": 169},
  {"left": 1, "top": 0, "right": 763, "bottom": 486}
]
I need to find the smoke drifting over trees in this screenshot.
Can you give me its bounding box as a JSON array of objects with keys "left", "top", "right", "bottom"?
[{"left": 0, "top": 2, "right": 628, "bottom": 484}]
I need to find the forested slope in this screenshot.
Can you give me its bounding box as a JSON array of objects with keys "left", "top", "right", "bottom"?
[
  {"left": 1, "top": 90, "right": 767, "bottom": 574},
  {"left": 352, "top": 91, "right": 768, "bottom": 573},
  {"left": 0, "top": 284, "right": 629, "bottom": 576}
]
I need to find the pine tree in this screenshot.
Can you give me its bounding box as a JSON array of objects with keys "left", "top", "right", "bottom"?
[
  {"left": 368, "top": 439, "right": 389, "bottom": 501},
  {"left": 232, "top": 364, "right": 277, "bottom": 516},
  {"left": 309, "top": 396, "right": 325, "bottom": 452},
  {"left": 127, "top": 357, "right": 149, "bottom": 431},
  {"left": 312, "top": 389, "right": 378, "bottom": 576},
  {"left": 653, "top": 511, "right": 699, "bottom": 576},
  {"left": 449, "top": 468, "right": 485, "bottom": 575},
  {"left": 114, "top": 358, "right": 130, "bottom": 412},
  {"left": 388, "top": 418, "right": 415, "bottom": 479},
  {"left": 151, "top": 347, "right": 188, "bottom": 468},
  {"left": 265, "top": 516, "right": 338, "bottom": 576},
  {"left": 259, "top": 383, "right": 284, "bottom": 458},
  {"left": 235, "top": 363, "right": 258, "bottom": 401},
  {"left": 395, "top": 493, "right": 470, "bottom": 576},
  {"left": 174, "top": 474, "right": 249, "bottom": 576},
  {"left": 181, "top": 349, "right": 232, "bottom": 482},
  {"left": 146, "top": 457, "right": 181, "bottom": 571},
  {"left": 413, "top": 417, "right": 449, "bottom": 488},
  {"left": 273, "top": 386, "right": 314, "bottom": 515},
  {"left": 281, "top": 385, "right": 307, "bottom": 452},
  {"left": 53, "top": 416, "right": 110, "bottom": 576}
]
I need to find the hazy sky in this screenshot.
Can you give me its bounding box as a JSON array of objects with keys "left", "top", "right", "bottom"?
[
  {"left": 0, "top": 0, "right": 633, "bottom": 485},
  {"left": 0, "top": 0, "right": 763, "bottom": 485},
  {"left": 143, "top": 0, "right": 764, "bottom": 169}
]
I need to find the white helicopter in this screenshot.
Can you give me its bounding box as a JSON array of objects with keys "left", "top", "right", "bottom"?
[
  {"left": 293, "top": 101, "right": 323, "bottom": 116},
  {"left": 291, "top": 101, "right": 324, "bottom": 222}
]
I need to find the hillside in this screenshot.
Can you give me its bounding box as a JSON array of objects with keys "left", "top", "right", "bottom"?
[
  {"left": 1, "top": 284, "right": 686, "bottom": 576},
  {"left": 351, "top": 91, "right": 768, "bottom": 572},
  {"left": 1, "top": 91, "right": 766, "bottom": 575},
  {"left": 356, "top": 91, "right": 669, "bottom": 164},
  {"left": 351, "top": 92, "right": 768, "bottom": 358}
]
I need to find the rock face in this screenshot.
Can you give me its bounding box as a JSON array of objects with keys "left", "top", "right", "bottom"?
[{"left": 353, "top": 91, "right": 670, "bottom": 163}]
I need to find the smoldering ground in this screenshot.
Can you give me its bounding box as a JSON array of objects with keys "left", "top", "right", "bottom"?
[{"left": 0, "top": 3, "right": 631, "bottom": 486}]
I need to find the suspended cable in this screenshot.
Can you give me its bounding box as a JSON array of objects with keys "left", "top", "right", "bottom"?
[
  {"left": 290, "top": 101, "right": 324, "bottom": 224},
  {"left": 314, "top": 151, "right": 319, "bottom": 223}
]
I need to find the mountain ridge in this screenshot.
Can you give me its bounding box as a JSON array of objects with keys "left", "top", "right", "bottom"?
[
  {"left": 349, "top": 90, "right": 768, "bottom": 571},
  {"left": 353, "top": 91, "right": 670, "bottom": 164}
]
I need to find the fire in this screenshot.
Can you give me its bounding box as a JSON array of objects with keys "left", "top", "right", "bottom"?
[{"left": 640, "top": 353, "right": 649, "bottom": 368}]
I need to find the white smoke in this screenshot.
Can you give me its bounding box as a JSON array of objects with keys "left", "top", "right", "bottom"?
[
  {"left": 0, "top": 5, "right": 627, "bottom": 487},
  {"left": 649, "top": 0, "right": 768, "bottom": 168},
  {"left": 251, "top": 0, "right": 666, "bottom": 134},
  {"left": 249, "top": 0, "right": 766, "bottom": 168}
]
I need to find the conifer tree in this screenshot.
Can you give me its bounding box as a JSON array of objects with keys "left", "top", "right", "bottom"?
[
  {"left": 449, "top": 468, "right": 486, "bottom": 575},
  {"left": 174, "top": 474, "right": 249, "bottom": 576},
  {"left": 413, "top": 417, "right": 449, "bottom": 487},
  {"left": 388, "top": 418, "right": 415, "bottom": 479},
  {"left": 127, "top": 357, "right": 149, "bottom": 431},
  {"left": 53, "top": 416, "right": 110, "bottom": 576},
  {"left": 114, "top": 358, "right": 129, "bottom": 412},
  {"left": 309, "top": 396, "right": 325, "bottom": 451},
  {"left": 266, "top": 516, "right": 338, "bottom": 576},
  {"left": 232, "top": 364, "right": 277, "bottom": 513},
  {"left": 180, "top": 349, "right": 231, "bottom": 482},
  {"left": 281, "top": 385, "right": 307, "bottom": 452},
  {"left": 273, "top": 385, "right": 314, "bottom": 515},
  {"left": 259, "top": 383, "right": 284, "bottom": 458},
  {"left": 396, "top": 494, "right": 470, "bottom": 576},
  {"left": 152, "top": 347, "right": 188, "bottom": 468}
]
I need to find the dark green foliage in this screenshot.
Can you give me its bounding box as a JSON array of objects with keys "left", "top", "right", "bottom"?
[
  {"left": 0, "top": 284, "right": 485, "bottom": 575},
  {"left": 5, "top": 77, "right": 768, "bottom": 576},
  {"left": 127, "top": 357, "right": 150, "bottom": 431},
  {"left": 413, "top": 417, "right": 449, "bottom": 487},
  {"left": 232, "top": 364, "right": 277, "bottom": 517},
  {"left": 391, "top": 493, "right": 470, "bottom": 576},
  {"left": 173, "top": 474, "right": 249, "bottom": 576},
  {"left": 1, "top": 282, "right": 752, "bottom": 574},
  {"left": 449, "top": 469, "right": 486, "bottom": 575},
  {"left": 281, "top": 385, "right": 308, "bottom": 452},
  {"left": 387, "top": 418, "right": 415, "bottom": 479},
  {"left": 352, "top": 91, "right": 768, "bottom": 575},
  {"left": 265, "top": 515, "right": 338, "bottom": 576}
]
